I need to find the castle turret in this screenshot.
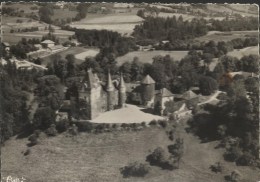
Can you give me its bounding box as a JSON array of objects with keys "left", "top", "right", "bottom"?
[
  {"left": 118, "top": 72, "right": 126, "bottom": 107},
  {"left": 141, "top": 75, "right": 155, "bottom": 106},
  {"left": 106, "top": 70, "right": 115, "bottom": 111}
]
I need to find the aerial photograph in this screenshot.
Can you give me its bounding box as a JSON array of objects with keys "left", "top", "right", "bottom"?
[{"left": 0, "top": 2, "right": 259, "bottom": 182}]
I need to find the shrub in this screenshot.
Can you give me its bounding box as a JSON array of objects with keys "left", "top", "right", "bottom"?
[
  {"left": 210, "top": 162, "right": 223, "bottom": 173},
  {"left": 68, "top": 124, "right": 78, "bottom": 135},
  {"left": 149, "top": 120, "right": 157, "bottom": 126},
  {"left": 168, "top": 130, "right": 174, "bottom": 141},
  {"left": 28, "top": 133, "right": 39, "bottom": 146},
  {"left": 45, "top": 124, "right": 58, "bottom": 136},
  {"left": 24, "top": 149, "right": 31, "bottom": 156},
  {"left": 120, "top": 162, "right": 150, "bottom": 178},
  {"left": 76, "top": 122, "right": 94, "bottom": 132},
  {"left": 56, "top": 119, "right": 70, "bottom": 133},
  {"left": 224, "top": 146, "right": 243, "bottom": 162},
  {"left": 146, "top": 147, "right": 167, "bottom": 166},
  {"left": 225, "top": 170, "right": 241, "bottom": 182},
  {"left": 112, "top": 124, "right": 118, "bottom": 129},
  {"left": 236, "top": 152, "right": 255, "bottom": 166},
  {"left": 141, "top": 122, "right": 146, "bottom": 127},
  {"left": 158, "top": 120, "right": 167, "bottom": 128}
]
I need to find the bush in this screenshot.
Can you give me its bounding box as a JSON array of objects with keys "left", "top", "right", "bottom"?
[
  {"left": 236, "top": 152, "right": 255, "bottom": 166},
  {"left": 158, "top": 120, "right": 167, "bottom": 128},
  {"left": 76, "top": 122, "right": 93, "bottom": 132},
  {"left": 168, "top": 130, "right": 174, "bottom": 141},
  {"left": 141, "top": 122, "right": 146, "bottom": 127},
  {"left": 56, "top": 119, "right": 70, "bottom": 133},
  {"left": 149, "top": 120, "right": 157, "bottom": 126},
  {"left": 210, "top": 162, "right": 223, "bottom": 173},
  {"left": 28, "top": 133, "right": 39, "bottom": 146},
  {"left": 45, "top": 124, "right": 58, "bottom": 136},
  {"left": 224, "top": 146, "right": 243, "bottom": 162},
  {"left": 68, "top": 124, "right": 78, "bottom": 135},
  {"left": 120, "top": 162, "right": 150, "bottom": 178},
  {"left": 24, "top": 149, "right": 31, "bottom": 156}
]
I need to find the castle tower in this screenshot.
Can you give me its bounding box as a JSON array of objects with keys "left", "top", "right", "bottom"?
[
  {"left": 141, "top": 75, "right": 155, "bottom": 106},
  {"left": 78, "top": 69, "right": 102, "bottom": 119},
  {"left": 118, "top": 72, "right": 126, "bottom": 108},
  {"left": 106, "top": 70, "right": 115, "bottom": 111}
]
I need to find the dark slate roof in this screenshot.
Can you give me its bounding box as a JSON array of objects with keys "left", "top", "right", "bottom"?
[{"left": 141, "top": 75, "right": 155, "bottom": 84}]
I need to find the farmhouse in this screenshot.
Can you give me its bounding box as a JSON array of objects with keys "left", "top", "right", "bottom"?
[{"left": 41, "top": 40, "right": 55, "bottom": 48}]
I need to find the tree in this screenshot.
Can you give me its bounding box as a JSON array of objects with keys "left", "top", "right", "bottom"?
[
  {"left": 240, "top": 55, "right": 259, "bottom": 73},
  {"left": 33, "top": 107, "right": 56, "bottom": 130},
  {"left": 199, "top": 76, "right": 218, "bottom": 95},
  {"left": 120, "top": 162, "right": 150, "bottom": 178},
  {"left": 66, "top": 54, "right": 76, "bottom": 77},
  {"left": 38, "top": 5, "right": 54, "bottom": 24}
]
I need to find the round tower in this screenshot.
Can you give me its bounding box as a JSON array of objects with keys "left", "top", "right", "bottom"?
[
  {"left": 118, "top": 73, "right": 126, "bottom": 108},
  {"left": 141, "top": 75, "right": 155, "bottom": 105},
  {"left": 106, "top": 70, "right": 114, "bottom": 111}
]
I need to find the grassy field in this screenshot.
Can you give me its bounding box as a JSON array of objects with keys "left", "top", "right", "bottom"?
[
  {"left": 3, "top": 29, "right": 74, "bottom": 45},
  {"left": 2, "top": 118, "right": 260, "bottom": 182},
  {"left": 116, "top": 50, "right": 189, "bottom": 65},
  {"left": 195, "top": 30, "right": 258, "bottom": 43},
  {"left": 206, "top": 4, "right": 258, "bottom": 17},
  {"left": 227, "top": 46, "right": 259, "bottom": 59},
  {"left": 2, "top": 2, "right": 39, "bottom": 14},
  {"left": 52, "top": 9, "right": 77, "bottom": 21},
  {"left": 69, "top": 13, "right": 143, "bottom": 36},
  {"left": 41, "top": 47, "right": 97, "bottom": 66},
  {"left": 74, "top": 49, "right": 100, "bottom": 60}
]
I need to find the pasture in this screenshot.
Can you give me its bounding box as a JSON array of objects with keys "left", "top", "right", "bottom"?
[
  {"left": 195, "top": 30, "right": 258, "bottom": 43},
  {"left": 227, "top": 46, "right": 258, "bottom": 59},
  {"left": 69, "top": 13, "right": 143, "bottom": 36},
  {"left": 116, "top": 50, "right": 189, "bottom": 65}
]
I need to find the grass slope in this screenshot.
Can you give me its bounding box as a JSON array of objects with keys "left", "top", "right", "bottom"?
[
  {"left": 2, "top": 119, "right": 259, "bottom": 182},
  {"left": 116, "top": 50, "right": 189, "bottom": 66}
]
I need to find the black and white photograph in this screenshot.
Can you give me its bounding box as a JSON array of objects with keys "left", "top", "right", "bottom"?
[{"left": 0, "top": 2, "right": 259, "bottom": 182}]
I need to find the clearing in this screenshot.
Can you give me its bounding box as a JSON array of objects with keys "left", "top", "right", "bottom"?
[
  {"left": 91, "top": 104, "right": 164, "bottom": 124},
  {"left": 227, "top": 46, "right": 259, "bottom": 59},
  {"left": 116, "top": 50, "right": 189, "bottom": 65}
]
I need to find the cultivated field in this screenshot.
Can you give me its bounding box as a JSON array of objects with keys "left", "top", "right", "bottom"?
[
  {"left": 2, "top": 118, "right": 259, "bottom": 182},
  {"left": 91, "top": 104, "right": 164, "bottom": 123},
  {"left": 227, "top": 46, "right": 259, "bottom": 59},
  {"left": 70, "top": 13, "right": 143, "bottom": 36},
  {"left": 195, "top": 30, "right": 258, "bottom": 43},
  {"left": 75, "top": 49, "right": 100, "bottom": 60},
  {"left": 116, "top": 50, "right": 189, "bottom": 65},
  {"left": 41, "top": 47, "right": 98, "bottom": 66}
]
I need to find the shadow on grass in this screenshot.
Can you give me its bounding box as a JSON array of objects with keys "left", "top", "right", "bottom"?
[{"left": 140, "top": 108, "right": 155, "bottom": 114}]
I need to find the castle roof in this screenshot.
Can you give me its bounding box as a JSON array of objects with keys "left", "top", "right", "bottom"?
[
  {"left": 159, "top": 88, "right": 174, "bottom": 97},
  {"left": 106, "top": 70, "right": 115, "bottom": 91},
  {"left": 141, "top": 75, "right": 155, "bottom": 84},
  {"left": 182, "top": 90, "right": 198, "bottom": 100},
  {"left": 119, "top": 73, "right": 126, "bottom": 91}
]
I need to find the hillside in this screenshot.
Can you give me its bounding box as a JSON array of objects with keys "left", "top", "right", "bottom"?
[{"left": 2, "top": 119, "right": 260, "bottom": 182}]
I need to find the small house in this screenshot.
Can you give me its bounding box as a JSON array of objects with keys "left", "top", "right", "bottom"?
[{"left": 41, "top": 40, "right": 55, "bottom": 48}]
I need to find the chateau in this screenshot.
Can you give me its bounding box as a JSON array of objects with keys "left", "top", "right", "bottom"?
[{"left": 57, "top": 70, "right": 176, "bottom": 121}]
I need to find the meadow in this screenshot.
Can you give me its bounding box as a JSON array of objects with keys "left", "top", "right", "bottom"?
[
  {"left": 194, "top": 30, "right": 258, "bottom": 43},
  {"left": 2, "top": 118, "right": 259, "bottom": 182},
  {"left": 41, "top": 47, "right": 99, "bottom": 66},
  {"left": 227, "top": 46, "right": 259, "bottom": 59},
  {"left": 116, "top": 50, "right": 189, "bottom": 65},
  {"left": 69, "top": 13, "right": 143, "bottom": 36}
]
